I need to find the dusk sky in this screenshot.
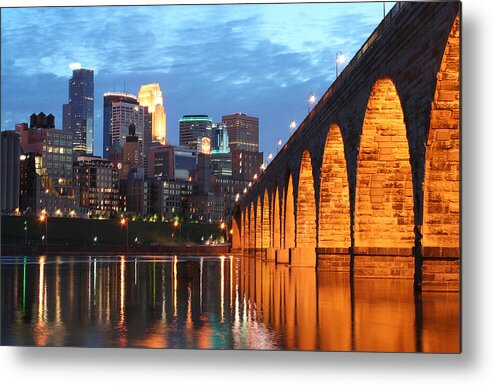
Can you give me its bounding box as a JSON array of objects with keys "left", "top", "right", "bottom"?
[{"left": 1, "top": 2, "right": 395, "bottom": 158}]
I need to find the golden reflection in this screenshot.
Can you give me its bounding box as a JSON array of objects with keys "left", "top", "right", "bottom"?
[
  {"left": 173, "top": 255, "right": 178, "bottom": 317},
  {"left": 4, "top": 255, "right": 459, "bottom": 351},
  {"left": 230, "top": 256, "right": 235, "bottom": 316},
  {"left": 220, "top": 256, "right": 225, "bottom": 322},
  {"left": 118, "top": 256, "right": 127, "bottom": 347},
  {"left": 199, "top": 257, "right": 203, "bottom": 312},
  {"left": 34, "top": 256, "right": 48, "bottom": 347}
]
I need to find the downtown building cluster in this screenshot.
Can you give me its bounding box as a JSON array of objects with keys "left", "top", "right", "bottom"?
[{"left": 1, "top": 66, "right": 264, "bottom": 224}]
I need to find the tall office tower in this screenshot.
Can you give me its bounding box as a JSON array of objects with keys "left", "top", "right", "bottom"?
[
  {"left": 211, "top": 123, "right": 232, "bottom": 177},
  {"left": 211, "top": 123, "right": 229, "bottom": 152},
  {"left": 103, "top": 92, "right": 138, "bottom": 158},
  {"left": 1, "top": 131, "right": 20, "bottom": 213},
  {"left": 74, "top": 156, "right": 119, "bottom": 217},
  {"left": 138, "top": 83, "right": 166, "bottom": 144},
  {"left": 221, "top": 112, "right": 259, "bottom": 152},
  {"left": 179, "top": 115, "right": 213, "bottom": 153},
  {"left": 16, "top": 112, "right": 74, "bottom": 196},
  {"left": 111, "top": 101, "right": 149, "bottom": 152},
  {"left": 147, "top": 143, "right": 197, "bottom": 180},
  {"left": 221, "top": 112, "right": 262, "bottom": 181},
  {"left": 121, "top": 123, "right": 143, "bottom": 180},
  {"left": 63, "top": 67, "right": 94, "bottom": 154}
]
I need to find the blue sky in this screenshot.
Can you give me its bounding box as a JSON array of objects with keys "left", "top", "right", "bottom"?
[{"left": 1, "top": 2, "right": 394, "bottom": 158}]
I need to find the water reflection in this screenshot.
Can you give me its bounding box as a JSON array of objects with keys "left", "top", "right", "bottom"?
[{"left": 0, "top": 255, "right": 459, "bottom": 352}]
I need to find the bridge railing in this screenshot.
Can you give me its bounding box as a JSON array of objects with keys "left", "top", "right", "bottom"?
[{"left": 246, "top": 2, "right": 407, "bottom": 198}]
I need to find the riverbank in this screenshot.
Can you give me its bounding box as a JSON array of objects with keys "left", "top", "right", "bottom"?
[
  {"left": 1, "top": 215, "right": 223, "bottom": 245},
  {"left": 1, "top": 243, "right": 231, "bottom": 256}
]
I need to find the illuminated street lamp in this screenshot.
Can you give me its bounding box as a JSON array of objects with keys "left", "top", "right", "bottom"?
[
  {"left": 220, "top": 221, "right": 229, "bottom": 244},
  {"left": 173, "top": 219, "right": 182, "bottom": 245},
  {"left": 24, "top": 219, "right": 28, "bottom": 244},
  {"left": 39, "top": 213, "right": 48, "bottom": 251},
  {"left": 120, "top": 218, "right": 129, "bottom": 253},
  {"left": 289, "top": 120, "right": 296, "bottom": 135},
  {"left": 253, "top": 173, "right": 258, "bottom": 181},
  {"left": 336, "top": 51, "right": 346, "bottom": 78},
  {"left": 307, "top": 92, "right": 316, "bottom": 113},
  {"left": 277, "top": 138, "right": 282, "bottom": 153}
]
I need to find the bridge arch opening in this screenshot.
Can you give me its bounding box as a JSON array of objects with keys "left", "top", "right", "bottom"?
[
  {"left": 262, "top": 190, "right": 271, "bottom": 248},
  {"left": 284, "top": 172, "right": 295, "bottom": 249},
  {"left": 272, "top": 183, "right": 281, "bottom": 249},
  {"left": 256, "top": 195, "right": 262, "bottom": 249},
  {"left": 241, "top": 209, "right": 246, "bottom": 250},
  {"left": 355, "top": 77, "right": 414, "bottom": 248},
  {"left": 296, "top": 150, "right": 317, "bottom": 248},
  {"left": 423, "top": 14, "right": 460, "bottom": 251},
  {"left": 319, "top": 124, "right": 351, "bottom": 248},
  {"left": 232, "top": 207, "right": 241, "bottom": 249},
  {"left": 249, "top": 203, "right": 255, "bottom": 249}
]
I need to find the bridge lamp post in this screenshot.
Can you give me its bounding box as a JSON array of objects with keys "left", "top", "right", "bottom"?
[
  {"left": 174, "top": 219, "right": 182, "bottom": 245},
  {"left": 336, "top": 51, "right": 346, "bottom": 78},
  {"left": 120, "top": 218, "right": 129, "bottom": 253},
  {"left": 277, "top": 138, "right": 282, "bottom": 153},
  {"left": 267, "top": 153, "right": 273, "bottom": 162},
  {"left": 307, "top": 92, "right": 316, "bottom": 114},
  {"left": 39, "top": 213, "right": 48, "bottom": 252},
  {"left": 220, "top": 221, "right": 229, "bottom": 244},
  {"left": 289, "top": 120, "right": 296, "bottom": 136}
]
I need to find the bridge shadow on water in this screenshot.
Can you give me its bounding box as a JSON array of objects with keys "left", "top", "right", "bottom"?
[{"left": 0, "top": 255, "right": 459, "bottom": 352}]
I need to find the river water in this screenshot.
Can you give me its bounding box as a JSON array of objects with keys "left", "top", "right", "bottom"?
[{"left": 1, "top": 255, "right": 459, "bottom": 352}]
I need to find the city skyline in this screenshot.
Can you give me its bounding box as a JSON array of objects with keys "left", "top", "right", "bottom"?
[{"left": 1, "top": 2, "right": 394, "bottom": 159}]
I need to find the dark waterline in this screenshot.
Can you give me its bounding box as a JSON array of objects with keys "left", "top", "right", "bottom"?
[{"left": 1, "top": 255, "right": 459, "bottom": 352}]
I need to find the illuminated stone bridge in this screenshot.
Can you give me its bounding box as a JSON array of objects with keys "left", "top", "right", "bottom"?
[{"left": 231, "top": 2, "right": 460, "bottom": 292}]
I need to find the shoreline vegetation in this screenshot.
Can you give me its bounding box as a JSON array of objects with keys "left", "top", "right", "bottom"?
[{"left": 1, "top": 215, "right": 229, "bottom": 256}]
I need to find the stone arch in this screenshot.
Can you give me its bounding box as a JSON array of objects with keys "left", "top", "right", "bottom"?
[
  {"left": 354, "top": 77, "right": 414, "bottom": 248},
  {"left": 284, "top": 171, "right": 295, "bottom": 249},
  {"left": 241, "top": 209, "right": 246, "bottom": 250},
  {"left": 319, "top": 124, "right": 351, "bottom": 248},
  {"left": 232, "top": 207, "right": 241, "bottom": 249},
  {"left": 256, "top": 195, "right": 262, "bottom": 249},
  {"left": 272, "top": 183, "right": 281, "bottom": 249},
  {"left": 423, "top": 14, "right": 460, "bottom": 251},
  {"left": 262, "top": 189, "right": 271, "bottom": 248},
  {"left": 249, "top": 203, "right": 255, "bottom": 249},
  {"left": 296, "top": 150, "right": 317, "bottom": 248}
]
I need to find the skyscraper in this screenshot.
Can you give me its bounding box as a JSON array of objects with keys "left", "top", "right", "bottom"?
[
  {"left": 221, "top": 112, "right": 259, "bottom": 152},
  {"left": 103, "top": 92, "right": 139, "bottom": 158},
  {"left": 221, "top": 112, "right": 262, "bottom": 181},
  {"left": 138, "top": 83, "right": 166, "bottom": 144},
  {"left": 110, "top": 101, "right": 149, "bottom": 153},
  {"left": 63, "top": 66, "right": 94, "bottom": 154},
  {"left": 1, "top": 131, "right": 20, "bottom": 213},
  {"left": 179, "top": 115, "right": 213, "bottom": 153}
]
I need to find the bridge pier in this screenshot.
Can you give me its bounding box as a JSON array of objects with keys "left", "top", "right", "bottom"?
[
  {"left": 266, "top": 248, "right": 277, "bottom": 262},
  {"left": 421, "top": 247, "right": 460, "bottom": 291},
  {"left": 276, "top": 249, "right": 290, "bottom": 264},
  {"left": 291, "top": 247, "right": 317, "bottom": 268},
  {"left": 317, "top": 248, "right": 351, "bottom": 272},
  {"left": 352, "top": 247, "right": 415, "bottom": 279}
]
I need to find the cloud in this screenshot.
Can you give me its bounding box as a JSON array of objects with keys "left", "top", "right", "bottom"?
[{"left": 1, "top": 2, "right": 393, "bottom": 156}]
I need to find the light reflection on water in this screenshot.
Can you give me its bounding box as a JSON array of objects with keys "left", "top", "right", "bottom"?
[{"left": 0, "top": 255, "right": 459, "bottom": 352}]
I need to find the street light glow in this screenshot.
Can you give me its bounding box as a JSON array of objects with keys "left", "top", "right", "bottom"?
[{"left": 289, "top": 120, "right": 296, "bottom": 135}]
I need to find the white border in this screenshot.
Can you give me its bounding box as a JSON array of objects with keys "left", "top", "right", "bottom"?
[{"left": 1, "top": 0, "right": 492, "bottom": 384}]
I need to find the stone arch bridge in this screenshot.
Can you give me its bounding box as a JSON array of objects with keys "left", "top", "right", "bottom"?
[{"left": 231, "top": 2, "right": 460, "bottom": 292}]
